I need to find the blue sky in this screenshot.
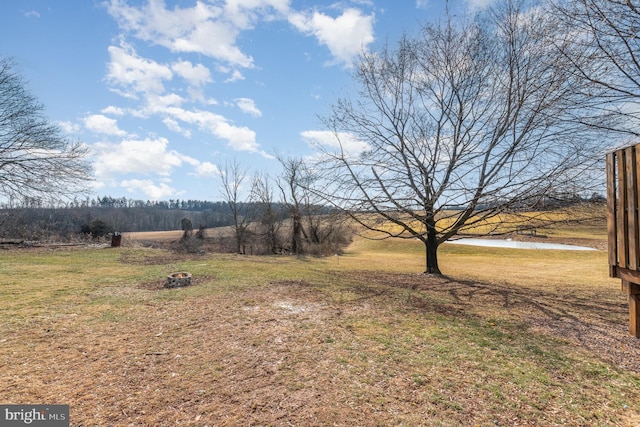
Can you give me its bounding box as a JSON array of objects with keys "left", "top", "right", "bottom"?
[{"left": 0, "top": 0, "right": 490, "bottom": 202}]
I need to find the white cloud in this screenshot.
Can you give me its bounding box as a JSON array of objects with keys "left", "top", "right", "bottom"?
[
  {"left": 163, "top": 118, "right": 188, "bottom": 137},
  {"left": 92, "top": 137, "right": 184, "bottom": 178},
  {"left": 171, "top": 60, "right": 212, "bottom": 86},
  {"left": 103, "top": 42, "right": 262, "bottom": 153},
  {"left": 89, "top": 179, "right": 107, "bottom": 191},
  {"left": 178, "top": 156, "right": 219, "bottom": 177},
  {"left": 170, "top": 61, "right": 212, "bottom": 101},
  {"left": 106, "top": 0, "right": 377, "bottom": 69},
  {"left": 84, "top": 114, "right": 128, "bottom": 137},
  {"left": 465, "top": 0, "right": 499, "bottom": 10},
  {"left": 106, "top": 0, "right": 254, "bottom": 68},
  {"left": 224, "top": 0, "right": 291, "bottom": 28},
  {"left": 143, "top": 93, "right": 185, "bottom": 113},
  {"left": 214, "top": 120, "right": 259, "bottom": 152},
  {"left": 301, "top": 130, "right": 369, "bottom": 156},
  {"left": 97, "top": 0, "right": 381, "bottom": 170},
  {"left": 92, "top": 135, "right": 223, "bottom": 198},
  {"left": 25, "top": 10, "right": 40, "bottom": 18},
  {"left": 193, "top": 161, "right": 219, "bottom": 177},
  {"left": 106, "top": 42, "right": 173, "bottom": 97},
  {"left": 224, "top": 69, "right": 245, "bottom": 83},
  {"left": 57, "top": 121, "right": 81, "bottom": 135},
  {"left": 155, "top": 106, "right": 260, "bottom": 153},
  {"left": 120, "top": 179, "right": 180, "bottom": 200},
  {"left": 234, "top": 98, "right": 262, "bottom": 117},
  {"left": 289, "top": 8, "right": 375, "bottom": 66},
  {"left": 101, "top": 106, "right": 126, "bottom": 116},
  {"left": 215, "top": 65, "right": 245, "bottom": 83},
  {"left": 163, "top": 117, "right": 192, "bottom": 138}
]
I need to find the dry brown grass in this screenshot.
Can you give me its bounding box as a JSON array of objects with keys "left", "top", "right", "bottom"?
[
  {"left": 122, "top": 229, "right": 185, "bottom": 242},
  {"left": 1, "top": 221, "right": 640, "bottom": 426}
]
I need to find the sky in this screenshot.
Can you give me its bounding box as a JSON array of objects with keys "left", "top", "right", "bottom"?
[{"left": 0, "top": 0, "right": 492, "bottom": 202}]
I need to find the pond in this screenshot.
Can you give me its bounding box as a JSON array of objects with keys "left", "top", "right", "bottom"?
[{"left": 446, "top": 238, "right": 597, "bottom": 251}]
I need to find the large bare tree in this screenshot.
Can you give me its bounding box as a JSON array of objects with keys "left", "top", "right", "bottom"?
[
  {"left": 552, "top": 0, "right": 640, "bottom": 136},
  {"left": 311, "top": 1, "right": 608, "bottom": 274},
  {"left": 0, "top": 57, "right": 90, "bottom": 204}
]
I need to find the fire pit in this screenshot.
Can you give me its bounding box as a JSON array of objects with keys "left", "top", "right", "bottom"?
[{"left": 166, "top": 272, "right": 192, "bottom": 288}]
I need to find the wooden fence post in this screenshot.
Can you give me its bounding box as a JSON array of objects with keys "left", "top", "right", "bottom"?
[{"left": 622, "top": 281, "right": 640, "bottom": 337}]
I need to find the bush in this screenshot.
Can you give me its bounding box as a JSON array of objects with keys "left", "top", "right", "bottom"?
[{"left": 80, "top": 219, "right": 114, "bottom": 239}]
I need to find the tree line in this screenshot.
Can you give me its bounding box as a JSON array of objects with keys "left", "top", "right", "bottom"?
[
  {"left": 0, "top": 199, "right": 283, "bottom": 240},
  {"left": 1, "top": 195, "right": 245, "bottom": 211},
  {"left": 0, "top": 185, "right": 350, "bottom": 258}
]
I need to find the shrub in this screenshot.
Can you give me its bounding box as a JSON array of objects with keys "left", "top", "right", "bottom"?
[{"left": 80, "top": 219, "right": 114, "bottom": 239}]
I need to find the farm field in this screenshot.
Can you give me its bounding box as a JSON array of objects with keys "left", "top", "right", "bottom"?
[{"left": 1, "top": 221, "right": 640, "bottom": 426}]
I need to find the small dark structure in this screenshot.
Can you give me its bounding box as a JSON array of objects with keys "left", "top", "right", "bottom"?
[
  {"left": 111, "top": 232, "right": 122, "bottom": 247},
  {"left": 166, "top": 272, "right": 192, "bottom": 288},
  {"left": 607, "top": 145, "right": 640, "bottom": 337}
]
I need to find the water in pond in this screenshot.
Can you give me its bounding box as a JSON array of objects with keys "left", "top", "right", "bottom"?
[{"left": 446, "top": 238, "right": 596, "bottom": 251}]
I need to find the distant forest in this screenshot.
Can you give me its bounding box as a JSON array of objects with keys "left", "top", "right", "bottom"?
[
  {"left": 0, "top": 196, "right": 287, "bottom": 240},
  {"left": 0, "top": 193, "right": 604, "bottom": 242}
]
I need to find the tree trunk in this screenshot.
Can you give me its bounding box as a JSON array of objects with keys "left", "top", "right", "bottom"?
[
  {"left": 235, "top": 233, "right": 243, "bottom": 254},
  {"left": 424, "top": 224, "right": 441, "bottom": 275},
  {"left": 292, "top": 214, "right": 302, "bottom": 255}
]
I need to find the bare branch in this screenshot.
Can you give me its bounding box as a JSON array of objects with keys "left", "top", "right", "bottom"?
[{"left": 0, "top": 57, "right": 91, "bottom": 204}]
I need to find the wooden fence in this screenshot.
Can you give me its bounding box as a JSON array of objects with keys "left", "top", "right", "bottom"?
[{"left": 607, "top": 145, "right": 640, "bottom": 337}]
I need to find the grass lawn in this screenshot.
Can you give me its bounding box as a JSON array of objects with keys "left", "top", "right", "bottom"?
[{"left": 1, "top": 227, "right": 639, "bottom": 426}]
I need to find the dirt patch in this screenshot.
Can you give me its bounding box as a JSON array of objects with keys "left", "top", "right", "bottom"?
[{"left": 139, "top": 275, "right": 215, "bottom": 291}]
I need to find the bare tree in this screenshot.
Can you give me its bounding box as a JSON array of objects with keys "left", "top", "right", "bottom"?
[
  {"left": 180, "top": 216, "right": 193, "bottom": 239},
  {"left": 0, "top": 57, "right": 90, "bottom": 203},
  {"left": 311, "top": 1, "right": 607, "bottom": 274},
  {"left": 251, "top": 172, "right": 283, "bottom": 254},
  {"left": 552, "top": 0, "right": 640, "bottom": 136},
  {"left": 277, "top": 155, "right": 351, "bottom": 256},
  {"left": 218, "top": 160, "right": 253, "bottom": 254},
  {"left": 276, "top": 156, "right": 309, "bottom": 255}
]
